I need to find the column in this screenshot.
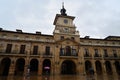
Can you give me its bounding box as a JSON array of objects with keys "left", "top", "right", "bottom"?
[
  {"left": 54, "top": 45, "right": 60, "bottom": 75},
  {"left": 51, "top": 59, "right": 55, "bottom": 75},
  {"left": 92, "top": 60, "right": 97, "bottom": 80},
  {"left": 38, "top": 59, "right": 42, "bottom": 76},
  {"left": 111, "top": 61, "right": 119, "bottom": 80},
  {"left": 24, "top": 58, "right": 29, "bottom": 76},
  {"left": 101, "top": 60, "right": 108, "bottom": 80},
  {"left": 7, "top": 58, "right": 16, "bottom": 80},
  {"left": 78, "top": 47, "right": 86, "bottom": 80}
]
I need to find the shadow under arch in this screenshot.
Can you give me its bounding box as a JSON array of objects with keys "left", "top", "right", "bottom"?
[
  {"left": 85, "top": 60, "right": 92, "bottom": 75},
  {"left": 114, "top": 61, "right": 120, "bottom": 75},
  {"left": 105, "top": 61, "right": 113, "bottom": 75},
  {"left": 14, "top": 58, "right": 25, "bottom": 76},
  {"left": 61, "top": 60, "right": 76, "bottom": 75},
  {"left": 42, "top": 59, "right": 51, "bottom": 75},
  {"left": 30, "top": 59, "right": 38, "bottom": 75},
  {"left": 0, "top": 57, "right": 11, "bottom": 76},
  {"left": 95, "top": 60, "right": 102, "bottom": 74}
]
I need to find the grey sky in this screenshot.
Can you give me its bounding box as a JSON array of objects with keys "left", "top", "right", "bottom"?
[{"left": 0, "top": 0, "right": 120, "bottom": 38}]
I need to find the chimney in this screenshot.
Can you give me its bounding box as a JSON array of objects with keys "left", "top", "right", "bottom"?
[{"left": 16, "top": 29, "right": 22, "bottom": 33}]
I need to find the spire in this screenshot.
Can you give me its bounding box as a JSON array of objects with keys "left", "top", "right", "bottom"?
[
  {"left": 60, "top": 2, "right": 67, "bottom": 16},
  {"left": 62, "top": 2, "right": 64, "bottom": 9}
]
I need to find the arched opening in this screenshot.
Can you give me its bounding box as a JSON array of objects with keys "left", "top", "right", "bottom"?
[
  {"left": 42, "top": 59, "right": 51, "bottom": 75},
  {"left": 14, "top": 58, "right": 25, "bottom": 76},
  {"left": 95, "top": 61, "right": 102, "bottom": 74},
  {"left": 105, "top": 61, "right": 112, "bottom": 75},
  {"left": 61, "top": 60, "right": 76, "bottom": 74},
  {"left": 95, "top": 61, "right": 103, "bottom": 80},
  {"left": 0, "top": 57, "right": 11, "bottom": 76},
  {"left": 115, "top": 61, "right": 120, "bottom": 75},
  {"left": 66, "top": 46, "right": 71, "bottom": 56},
  {"left": 30, "top": 59, "right": 38, "bottom": 75},
  {"left": 85, "top": 60, "right": 92, "bottom": 75}
]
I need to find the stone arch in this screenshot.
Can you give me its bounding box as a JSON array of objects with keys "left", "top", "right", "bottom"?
[
  {"left": 0, "top": 57, "right": 11, "bottom": 76},
  {"left": 42, "top": 59, "right": 51, "bottom": 75},
  {"left": 114, "top": 61, "right": 120, "bottom": 75},
  {"left": 30, "top": 59, "right": 38, "bottom": 75},
  {"left": 85, "top": 60, "right": 92, "bottom": 75},
  {"left": 95, "top": 60, "right": 102, "bottom": 74},
  {"left": 14, "top": 58, "right": 25, "bottom": 76},
  {"left": 61, "top": 60, "right": 76, "bottom": 74},
  {"left": 105, "top": 61, "right": 112, "bottom": 75}
]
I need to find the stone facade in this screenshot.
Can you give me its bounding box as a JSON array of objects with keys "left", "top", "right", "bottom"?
[{"left": 0, "top": 6, "right": 120, "bottom": 80}]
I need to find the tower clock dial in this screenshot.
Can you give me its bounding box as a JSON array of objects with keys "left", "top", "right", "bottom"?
[{"left": 64, "top": 19, "right": 68, "bottom": 24}]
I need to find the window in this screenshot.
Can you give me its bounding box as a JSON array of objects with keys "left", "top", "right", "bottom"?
[
  {"left": 45, "top": 46, "right": 50, "bottom": 55},
  {"left": 19, "top": 45, "right": 26, "bottom": 54},
  {"left": 104, "top": 49, "right": 108, "bottom": 57},
  {"left": 64, "top": 28, "right": 69, "bottom": 33},
  {"left": 113, "top": 50, "right": 117, "bottom": 57},
  {"left": 5, "top": 44, "right": 12, "bottom": 53},
  {"left": 94, "top": 49, "right": 99, "bottom": 57},
  {"left": 72, "top": 49, "right": 77, "bottom": 56},
  {"left": 60, "top": 48, "right": 65, "bottom": 56},
  {"left": 33, "top": 46, "right": 38, "bottom": 55},
  {"left": 84, "top": 48, "right": 89, "bottom": 57},
  {"left": 60, "top": 36, "right": 64, "bottom": 40},
  {"left": 65, "top": 46, "right": 71, "bottom": 56}
]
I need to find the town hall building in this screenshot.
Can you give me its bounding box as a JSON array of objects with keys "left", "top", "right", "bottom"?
[{"left": 0, "top": 4, "right": 120, "bottom": 80}]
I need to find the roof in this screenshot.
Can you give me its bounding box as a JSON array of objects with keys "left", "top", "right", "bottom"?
[
  {"left": 80, "top": 36, "right": 120, "bottom": 41},
  {"left": 105, "top": 36, "right": 120, "bottom": 40},
  {"left": 0, "top": 29, "right": 53, "bottom": 37}
]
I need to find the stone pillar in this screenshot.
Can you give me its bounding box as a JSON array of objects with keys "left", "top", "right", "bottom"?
[
  {"left": 51, "top": 59, "right": 55, "bottom": 75},
  {"left": 24, "top": 58, "right": 29, "bottom": 76},
  {"left": 38, "top": 59, "right": 42, "bottom": 76},
  {"left": 92, "top": 60, "right": 97, "bottom": 80},
  {"left": 54, "top": 45, "right": 60, "bottom": 75},
  {"left": 7, "top": 58, "right": 16, "bottom": 80},
  {"left": 111, "top": 61, "right": 119, "bottom": 80},
  {"left": 101, "top": 60, "right": 108, "bottom": 80}
]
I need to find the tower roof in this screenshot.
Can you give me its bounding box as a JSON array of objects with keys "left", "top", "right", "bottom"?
[{"left": 60, "top": 2, "right": 67, "bottom": 16}]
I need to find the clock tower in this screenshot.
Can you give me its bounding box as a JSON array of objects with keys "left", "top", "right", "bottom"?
[{"left": 53, "top": 3, "right": 80, "bottom": 42}]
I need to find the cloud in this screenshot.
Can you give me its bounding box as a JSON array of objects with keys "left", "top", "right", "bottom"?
[{"left": 0, "top": 0, "right": 120, "bottom": 38}]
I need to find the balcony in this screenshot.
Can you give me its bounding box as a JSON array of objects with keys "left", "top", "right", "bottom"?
[
  {"left": 59, "top": 52, "right": 78, "bottom": 58},
  {"left": 94, "top": 54, "right": 102, "bottom": 59},
  {"left": 42, "top": 53, "right": 53, "bottom": 58},
  {"left": 30, "top": 53, "right": 40, "bottom": 57},
  {"left": 103, "top": 55, "right": 120, "bottom": 60},
  {"left": 84, "top": 54, "right": 92, "bottom": 59},
  {"left": 0, "top": 51, "right": 27, "bottom": 57}
]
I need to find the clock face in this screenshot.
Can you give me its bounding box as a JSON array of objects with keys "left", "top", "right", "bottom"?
[{"left": 64, "top": 19, "right": 68, "bottom": 24}]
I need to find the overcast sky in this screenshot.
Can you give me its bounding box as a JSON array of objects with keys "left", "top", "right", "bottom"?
[{"left": 0, "top": 0, "right": 120, "bottom": 38}]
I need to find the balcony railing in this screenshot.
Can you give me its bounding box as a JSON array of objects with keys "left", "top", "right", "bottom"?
[
  {"left": 103, "top": 55, "right": 120, "bottom": 60},
  {"left": 59, "top": 52, "right": 78, "bottom": 58},
  {"left": 42, "top": 53, "right": 53, "bottom": 58},
  {"left": 0, "top": 50, "right": 27, "bottom": 56},
  {"left": 84, "top": 54, "right": 92, "bottom": 59},
  {"left": 93, "top": 54, "right": 102, "bottom": 59}
]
